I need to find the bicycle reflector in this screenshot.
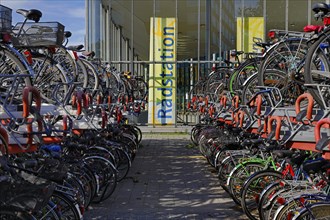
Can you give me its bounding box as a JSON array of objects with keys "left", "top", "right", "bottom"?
[
  {"left": 323, "top": 16, "right": 330, "bottom": 26},
  {"left": 268, "top": 31, "right": 275, "bottom": 39},
  {"left": 23, "top": 50, "right": 33, "bottom": 65},
  {"left": 277, "top": 197, "right": 286, "bottom": 205},
  {"left": 1, "top": 33, "right": 11, "bottom": 43}
]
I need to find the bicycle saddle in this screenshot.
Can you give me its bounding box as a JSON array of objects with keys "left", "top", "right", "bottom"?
[
  {"left": 64, "top": 31, "right": 72, "bottom": 38},
  {"left": 16, "top": 9, "right": 42, "bottom": 22},
  {"left": 255, "top": 42, "right": 272, "bottom": 48},
  {"left": 312, "top": 2, "right": 329, "bottom": 12},
  {"left": 82, "top": 51, "right": 95, "bottom": 58},
  {"left": 67, "top": 45, "right": 84, "bottom": 51},
  {"left": 315, "top": 136, "right": 330, "bottom": 151}
]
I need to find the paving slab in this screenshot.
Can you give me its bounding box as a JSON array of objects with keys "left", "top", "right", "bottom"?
[{"left": 84, "top": 133, "right": 248, "bottom": 220}]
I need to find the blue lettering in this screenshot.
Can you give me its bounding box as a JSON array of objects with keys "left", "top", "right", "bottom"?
[
  {"left": 157, "top": 87, "right": 172, "bottom": 97},
  {"left": 158, "top": 109, "right": 172, "bottom": 118},
  {"left": 162, "top": 79, "right": 173, "bottom": 87}
]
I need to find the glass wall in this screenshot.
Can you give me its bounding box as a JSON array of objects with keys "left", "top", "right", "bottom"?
[{"left": 85, "top": 0, "right": 319, "bottom": 124}]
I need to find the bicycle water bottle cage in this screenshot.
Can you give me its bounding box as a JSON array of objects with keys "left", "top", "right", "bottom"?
[{"left": 16, "top": 9, "right": 42, "bottom": 22}]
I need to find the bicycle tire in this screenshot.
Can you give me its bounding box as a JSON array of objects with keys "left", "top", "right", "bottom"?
[
  {"left": 0, "top": 207, "right": 36, "bottom": 220},
  {"left": 240, "top": 170, "right": 283, "bottom": 220},
  {"left": 0, "top": 46, "right": 32, "bottom": 105},
  {"left": 50, "top": 191, "right": 81, "bottom": 220},
  {"left": 75, "top": 58, "right": 89, "bottom": 90},
  {"left": 33, "top": 201, "right": 61, "bottom": 220},
  {"left": 80, "top": 58, "right": 100, "bottom": 94},
  {"left": 206, "top": 68, "right": 231, "bottom": 93},
  {"left": 258, "top": 39, "right": 309, "bottom": 106},
  {"left": 229, "top": 58, "right": 261, "bottom": 95},
  {"left": 218, "top": 153, "right": 246, "bottom": 193},
  {"left": 112, "top": 147, "right": 131, "bottom": 182},
  {"left": 227, "top": 161, "right": 266, "bottom": 205},
  {"left": 258, "top": 181, "right": 284, "bottom": 220},
  {"left": 293, "top": 202, "right": 330, "bottom": 220},
  {"left": 31, "top": 55, "right": 69, "bottom": 104},
  {"left": 83, "top": 155, "right": 117, "bottom": 203},
  {"left": 303, "top": 29, "right": 330, "bottom": 108},
  {"left": 54, "top": 46, "right": 78, "bottom": 81},
  {"left": 274, "top": 197, "right": 303, "bottom": 220},
  {"left": 131, "top": 76, "right": 148, "bottom": 101},
  {"left": 0, "top": 131, "right": 8, "bottom": 156},
  {"left": 240, "top": 72, "right": 259, "bottom": 105}
]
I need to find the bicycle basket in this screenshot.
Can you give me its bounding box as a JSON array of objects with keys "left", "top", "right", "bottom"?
[
  {"left": 12, "top": 22, "right": 65, "bottom": 48},
  {"left": 0, "top": 174, "right": 55, "bottom": 212},
  {"left": 0, "top": 5, "right": 12, "bottom": 33}
]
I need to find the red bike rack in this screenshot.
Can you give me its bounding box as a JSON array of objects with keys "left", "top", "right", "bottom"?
[{"left": 315, "top": 118, "right": 330, "bottom": 160}]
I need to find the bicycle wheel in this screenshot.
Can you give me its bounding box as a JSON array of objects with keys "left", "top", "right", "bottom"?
[
  {"left": 229, "top": 57, "right": 261, "bottom": 95},
  {"left": 107, "top": 70, "right": 126, "bottom": 100},
  {"left": 218, "top": 153, "right": 247, "bottom": 193},
  {"left": 111, "top": 147, "right": 131, "bottom": 182},
  {"left": 240, "top": 71, "right": 259, "bottom": 105},
  {"left": 31, "top": 55, "right": 69, "bottom": 104},
  {"left": 293, "top": 202, "right": 330, "bottom": 220},
  {"left": 83, "top": 156, "right": 117, "bottom": 203},
  {"left": 241, "top": 170, "right": 283, "bottom": 220},
  {"left": 80, "top": 58, "right": 100, "bottom": 94},
  {"left": 206, "top": 68, "right": 231, "bottom": 93},
  {"left": 258, "top": 181, "right": 285, "bottom": 220},
  {"left": 75, "top": 58, "right": 89, "bottom": 90},
  {"left": 0, "top": 131, "right": 8, "bottom": 156},
  {"left": 304, "top": 29, "right": 330, "bottom": 108},
  {"left": 53, "top": 46, "right": 78, "bottom": 82},
  {"left": 274, "top": 197, "right": 303, "bottom": 220},
  {"left": 207, "top": 81, "right": 225, "bottom": 103},
  {"left": 50, "top": 191, "right": 81, "bottom": 220},
  {"left": 33, "top": 201, "right": 60, "bottom": 220},
  {"left": 0, "top": 207, "right": 36, "bottom": 220},
  {"left": 130, "top": 76, "right": 148, "bottom": 101},
  {"left": 258, "top": 39, "right": 309, "bottom": 106},
  {"left": 0, "top": 46, "right": 32, "bottom": 105},
  {"left": 227, "top": 161, "right": 266, "bottom": 205}
]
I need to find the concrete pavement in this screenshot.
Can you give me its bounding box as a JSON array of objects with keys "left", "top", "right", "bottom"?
[{"left": 84, "top": 131, "right": 247, "bottom": 220}]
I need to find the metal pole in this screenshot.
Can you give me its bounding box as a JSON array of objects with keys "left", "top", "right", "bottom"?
[
  {"left": 197, "top": 0, "right": 200, "bottom": 81},
  {"left": 241, "top": 0, "right": 244, "bottom": 52},
  {"left": 175, "top": 0, "right": 178, "bottom": 128},
  {"left": 206, "top": 0, "right": 211, "bottom": 70},
  {"left": 152, "top": 0, "right": 156, "bottom": 127},
  {"left": 263, "top": 0, "right": 266, "bottom": 40},
  {"left": 131, "top": 0, "right": 134, "bottom": 74},
  {"left": 285, "top": 0, "right": 288, "bottom": 31},
  {"left": 308, "top": 0, "right": 311, "bottom": 25},
  {"left": 219, "top": 0, "right": 222, "bottom": 64}
]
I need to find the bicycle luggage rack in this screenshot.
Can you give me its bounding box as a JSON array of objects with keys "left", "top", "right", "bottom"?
[{"left": 268, "top": 29, "right": 315, "bottom": 40}]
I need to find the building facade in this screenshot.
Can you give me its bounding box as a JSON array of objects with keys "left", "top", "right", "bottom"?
[{"left": 85, "top": 0, "right": 326, "bottom": 124}]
